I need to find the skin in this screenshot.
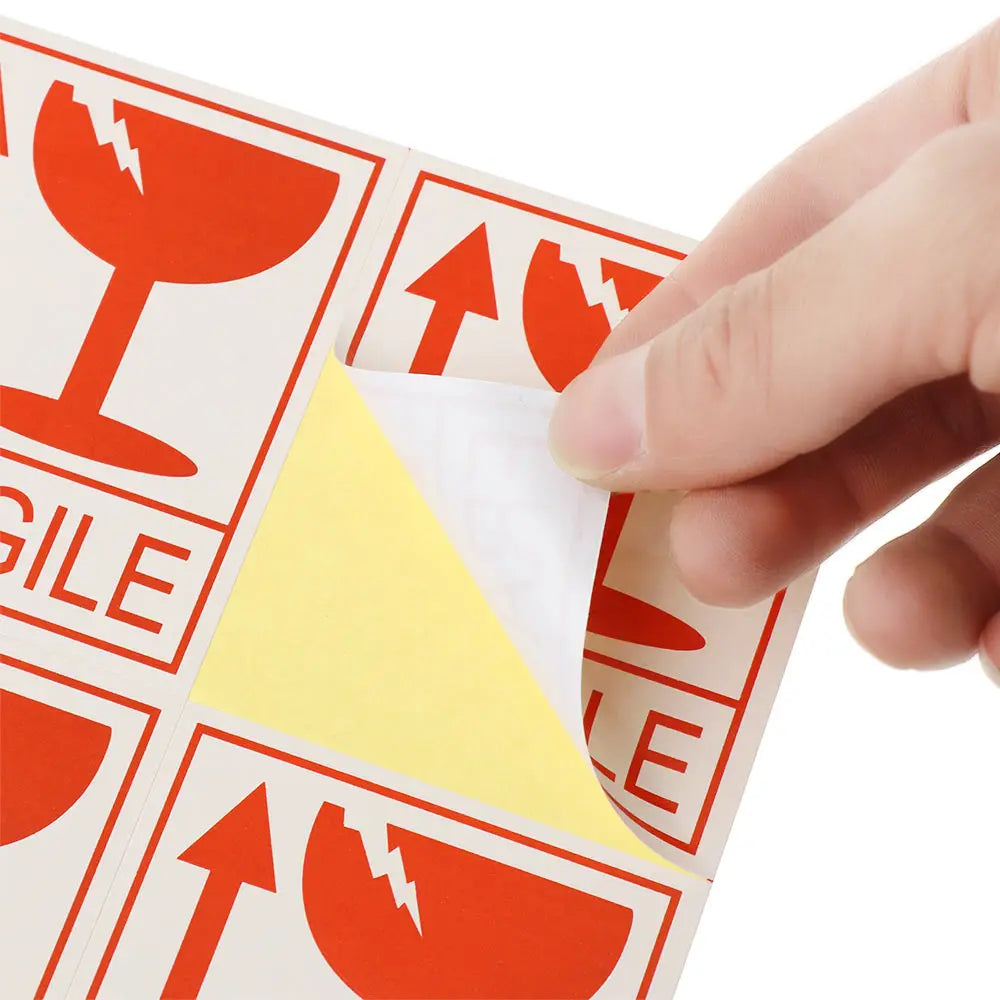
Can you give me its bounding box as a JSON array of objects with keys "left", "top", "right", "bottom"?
[{"left": 548, "top": 21, "right": 1000, "bottom": 678}]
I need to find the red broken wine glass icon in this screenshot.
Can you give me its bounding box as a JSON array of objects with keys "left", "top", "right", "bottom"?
[
  {"left": 522, "top": 242, "right": 705, "bottom": 652},
  {"left": 301, "top": 802, "right": 633, "bottom": 1000},
  {"left": 0, "top": 688, "right": 112, "bottom": 846},
  {"left": 0, "top": 81, "right": 340, "bottom": 477}
]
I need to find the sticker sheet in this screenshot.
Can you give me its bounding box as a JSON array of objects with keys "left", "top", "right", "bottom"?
[
  {"left": 0, "top": 17, "right": 812, "bottom": 999},
  {"left": 337, "top": 151, "right": 813, "bottom": 876}
]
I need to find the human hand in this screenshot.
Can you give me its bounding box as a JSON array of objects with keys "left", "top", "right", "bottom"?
[{"left": 549, "top": 22, "right": 1000, "bottom": 674}]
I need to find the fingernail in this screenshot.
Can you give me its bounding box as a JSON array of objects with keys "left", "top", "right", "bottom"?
[
  {"left": 979, "top": 646, "right": 1000, "bottom": 688},
  {"left": 548, "top": 345, "right": 648, "bottom": 480}
]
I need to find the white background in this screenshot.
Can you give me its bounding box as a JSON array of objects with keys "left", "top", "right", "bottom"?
[{"left": 4, "top": 2, "right": 999, "bottom": 997}]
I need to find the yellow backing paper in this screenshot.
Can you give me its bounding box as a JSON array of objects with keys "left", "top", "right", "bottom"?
[{"left": 191, "top": 357, "right": 663, "bottom": 866}]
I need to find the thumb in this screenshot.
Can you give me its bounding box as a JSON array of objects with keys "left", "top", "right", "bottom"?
[{"left": 549, "top": 124, "right": 1000, "bottom": 491}]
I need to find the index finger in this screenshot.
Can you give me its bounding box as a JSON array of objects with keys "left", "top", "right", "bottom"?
[{"left": 599, "top": 20, "right": 1000, "bottom": 359}]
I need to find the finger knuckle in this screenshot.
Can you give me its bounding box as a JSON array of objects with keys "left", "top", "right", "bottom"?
[
  {"left": 917, "top": 379, "right": 995, "bottom": 457},
  {"left": 686, "top": 270, "right": 776, "bottom": 405},
  {"left": 900, "top": 125, "right": 1000, "bottom": 380},
  {"left": 961, "top": 18, "right": 1000, "bottom": 120},
  {"left": 908, "top": 119, "right": 1000, "bottom": 192},
  {"left": 969, "top": 313, "right": 1000, "bottom": 393}
]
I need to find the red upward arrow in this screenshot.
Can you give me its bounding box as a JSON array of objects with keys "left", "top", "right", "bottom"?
[
  {"left": 406, "top": 222, "right": 498, "bottom": 375},
  {"left": 161, "top": 783, "right": 277, "bottom": 1000}
]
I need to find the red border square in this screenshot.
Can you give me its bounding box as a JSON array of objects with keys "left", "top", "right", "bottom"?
[
  {"left": 344, "top": 170, "right": 686, "bottom": 366},
  {"left": 586, "top": 591, "right": 786, "bottom": 856},
  {"left": 0, "top": 31, "right": 386, "bottom": 674},
  {"left": 0, "top": 652, "right": 160, "bottom": 998},
  {"left": 91, "top": 723, "right": 688, "bottom": 999}
]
